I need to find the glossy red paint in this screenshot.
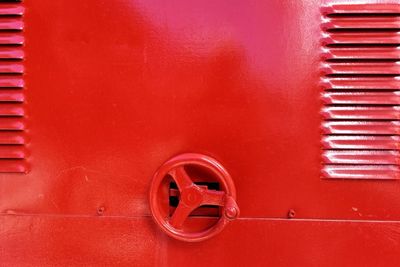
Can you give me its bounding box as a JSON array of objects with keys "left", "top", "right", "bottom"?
[{"left": 1, "top": 0, "right": 400, "bottom": 266}]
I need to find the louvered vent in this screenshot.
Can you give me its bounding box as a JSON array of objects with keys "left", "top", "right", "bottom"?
[
  {"left": 0, "top": 1, "right": 27, "bottom": 173},
  {"left": 320, "top": 4, "right": 400, "bottom": 179}
]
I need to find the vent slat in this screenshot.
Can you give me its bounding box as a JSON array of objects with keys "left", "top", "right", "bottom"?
[
  {"left": 321, "top": 77, "right": 400, "bottom": 90},
  {"left": 0, "top": 117, "right": 24, "bottom": 130},
  {"left": 321, "top": 62, "right": 400, "bottom": 75},
  {"left": 0, "top": 32, "right": 23, "bottom": 45},
  {"left": 322, "top": 47, "right": 400, "bottom": 60},
  {"left": 0, "top": 145, "right": 25, "bottom": 159},
  {"left": 0, "top": 47, "right": 23, "bottom": 59},
  {"left": 322, "top": 121, "right": 400, "bottom": 135},
  {"left": 322, "top": 106, "right": 400, "bottom": 120},
  {"left": 0, "top": 4, "right": 24, "bottom": 16},
  {"left": 0, "top": 131, "right": 25, "bottom": 144},
  {"left": 322, "top": 150, "right": 399, "bottom": 165},
  {"left": 322, "top": 17, "right": 400, "bottom": 30},
  {"left": 0, "top": 17, "right": 22, "bottom": 30},
  {"left": 0, "top": 90, "right": 24, "bottom": 102},
  {"left": 322, "top": 92, "right": 400, "bottom": 105},
  {"left": 322, "top": 32, "right": 400, "bottom": 45},
  {"left": 322, "top": 165, "right": 399, "bottom": 180},
  {"left": 0, "top": 159, "right": 27, "bottom": 173},
  {"left": 0, "top": 103, "right": 23, "bottom": 116},
  {"left": 0, "top": 62, "right": 23, "bottom": 73},
  {"left": 0, "top": 75, "right": 23, "bottom": 87},
  {"left": 322, "top": 135, "right": 400, "bottom": 150}
]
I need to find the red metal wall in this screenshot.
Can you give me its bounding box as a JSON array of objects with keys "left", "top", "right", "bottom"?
[{"left": 1, "top": 0, "right": 400, "bottom": 266}]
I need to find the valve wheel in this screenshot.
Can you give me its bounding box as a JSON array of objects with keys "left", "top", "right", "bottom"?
[{"left": 149, "top": 153, "right": 239, "bottom": 242}]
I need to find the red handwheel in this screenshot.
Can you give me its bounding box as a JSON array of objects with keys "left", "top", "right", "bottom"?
[{"left": 149, "top": 153, "right": 240, "bottom": 242}]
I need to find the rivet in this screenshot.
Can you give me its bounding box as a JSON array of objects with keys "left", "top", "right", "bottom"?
[
  {"left": 287, "top": 209, "right": 296, "bottom": 219},
  {"left": 225, "top": 206, "right": 238, "bottom": 220},
  {"left": 97, "top": 206, "right": 105, "bottom": 216}
]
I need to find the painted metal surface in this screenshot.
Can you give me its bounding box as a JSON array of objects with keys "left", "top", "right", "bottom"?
[{"left": 1, "top": 0, "right": 400, "bottom": 266}]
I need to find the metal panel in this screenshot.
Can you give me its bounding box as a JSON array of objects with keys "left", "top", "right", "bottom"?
[
  {"left": 3, "top": 216, "right": 400, "bottom": 267},
  {"left": 2, "top": 0, "right": 400, "bottom": 265},
  {"left": 3, "top": 0, "right": 397, "bottom": 221}
]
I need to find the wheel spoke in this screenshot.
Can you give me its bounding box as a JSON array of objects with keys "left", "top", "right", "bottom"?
[
  {"left": 169, "top": 166, "right": 193, "bottom": 192},
  {"left": 201, "top": 189, "right": 225, "bottom": 206},
  {"left": 169, "top": 203, "right": 195, "bottom": 229}
]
